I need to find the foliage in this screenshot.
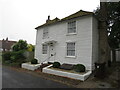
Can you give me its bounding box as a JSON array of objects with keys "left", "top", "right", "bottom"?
[
  {"left": 2, "top": 50, "right": 26, "bottom": 67},
  {"left": 94, "top": 2, "right": 120, "bottom": 49},
  {"left": 2, "top": 52, "right": 12, "bottom": 61},
  {"left": 27, "top": 44, "right": 35, "bottom": 52},
  {"left": 10, "top": 50, "right": 26, "bottom": 62},
  {"left": 12, "top": 40, "right": 28, "bottom": 51},
  {"left": 53, "top": 62, "right": 61, "bottom": 68},
  {"left": 31, "top": 59, "right": 38, "bottom": 64},
  {"left": 3, "top": 39, "right": 35, "bottom": 67},
  {"left": 73, "top": 64, "right": 86, "bottom": 72}
]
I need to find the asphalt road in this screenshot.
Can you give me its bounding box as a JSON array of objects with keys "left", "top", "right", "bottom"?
[{"left": 2, "top": 67, "right": 70, "bottom": 88}]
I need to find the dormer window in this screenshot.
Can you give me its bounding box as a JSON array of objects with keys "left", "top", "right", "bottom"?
[
  {"left": 68, "top": 21, "right": 76, "bottom": 34},
  {"left": 43, "top": 27, "right": 48, "bottom": 39}
]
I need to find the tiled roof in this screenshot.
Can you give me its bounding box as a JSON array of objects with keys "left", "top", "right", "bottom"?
[
  {"left": 35, "top": 10, "right": 93, "bottom": 29},
  {"left": 61, "top": 10, "right": 93, "bottom": 21},
  {"left": 0, "top": 39, "right": 17, "bottom": 50},
  {"left": 36, "top": 17, "right": 60, "bottom": 29}
]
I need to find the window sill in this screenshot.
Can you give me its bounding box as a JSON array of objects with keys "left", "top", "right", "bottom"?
[
  {"left": 42, "top": 53, "right": 47, "bottom": 55},
  {"left": 66, "top": 33, "right": 77, "bottom": 36},
  {"left": 42, "top": 37, "right": 49, "bottom": 39},
  {"left": 65, "top": 56, "right": 76, "bottom": 59}
]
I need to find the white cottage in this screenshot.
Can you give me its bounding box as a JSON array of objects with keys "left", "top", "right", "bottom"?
[{"left": 35, "top": 10, "right": 98, "bottom": 70}]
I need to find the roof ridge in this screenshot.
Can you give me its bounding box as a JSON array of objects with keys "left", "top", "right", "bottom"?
[{"left": 35, "top": 10, "right": 93, "bottom": 29}]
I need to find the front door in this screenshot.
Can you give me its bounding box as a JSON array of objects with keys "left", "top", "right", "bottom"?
[{"left": 49, "top": 45, "right": 55, "bottom": 62}]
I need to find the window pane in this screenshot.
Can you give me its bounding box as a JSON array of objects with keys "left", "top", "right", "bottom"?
[
  {"left": 43, "top": 27, "right": 48, "bottom": 38},
  {"left": 42, "top": 44, "right": 47, "bottom": 54},
  {"left": 67, "top": 42, "right": 75, "bottom": 56},
  {"left": 68, "top": 21, "right": 76, "bottom": 33}
]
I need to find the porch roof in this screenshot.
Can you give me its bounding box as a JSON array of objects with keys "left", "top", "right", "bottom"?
[{"left": 42, "top": 40, "right": 57, "bottom": 44}]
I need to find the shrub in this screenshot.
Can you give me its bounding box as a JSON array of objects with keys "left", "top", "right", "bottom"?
[
  {"left": 31, "top": 59, "right": 38, "bottom": 64},
  {"left": 73, "top": 64, "right": 86, "bottom": 72},
  {"left": 2, "top": 52, "right": 12, "bottom": 61},
  {"left": 10, "top": 50, "right": 26, "bottom": 61},
  {"left": 53, "top": 62, "right": 61, "bottom": 68},
  {"left": 12, "top": 40, "right": 28, "bottom": 51}
]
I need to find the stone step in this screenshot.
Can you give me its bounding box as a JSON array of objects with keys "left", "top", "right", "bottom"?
[{"left": 35, "top": 63, "right": 51, "bottom": 72}]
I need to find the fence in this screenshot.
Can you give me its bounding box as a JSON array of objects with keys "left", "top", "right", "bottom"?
[
  {"left": 111, "top": 48, "right": 120, "bottom": 62},
  {"left": 116, "top": 49, "right": 120, "bottom": 62},
  {"left": 23, "top": 51, "right": 34, "bottom": 61}
]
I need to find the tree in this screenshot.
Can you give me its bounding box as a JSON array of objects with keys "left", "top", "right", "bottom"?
[
  {"left": 12, "top": 40, "right": 28, "bottom": 51},
  {"left": 97, "top": 2, "right": 110, "bottom": 64},
  {"left": 27, "top": 44, "right": 35, "bottom": 52},
  {"left": 107, "top": 2, "right": 120, "bottom": 49},
  {"left": 94, "top": 2, "right": 120, "bottom": 49}
]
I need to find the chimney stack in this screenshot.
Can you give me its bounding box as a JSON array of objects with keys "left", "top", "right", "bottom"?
[
  {"left": 46, "top": 15, "right": 50, "bottom": 23},
  {"left": 48, "top": 15, "right": 50, "bottom": 20},
  {"left": 6, "top": 37, "right": 8, "bottom": 41}
]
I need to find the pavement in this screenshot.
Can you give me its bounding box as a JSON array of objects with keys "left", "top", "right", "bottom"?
[{"left": 2, "top": 66, "right": 70, "bottom": 88}]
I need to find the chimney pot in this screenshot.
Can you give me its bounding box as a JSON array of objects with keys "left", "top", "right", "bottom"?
[
  {"left": 48, "top": 15, "right": 50, "bottom": 20},
  {"left": 46, "top": 15, "right": 50, "bottom": 23},
  {"left": 6, "top": 37, "right": 8, "bottom": 41}
]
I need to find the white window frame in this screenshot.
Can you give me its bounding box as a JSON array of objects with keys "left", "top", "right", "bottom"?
[
  {"left": 42, "top": 44, "right": 48, "bottom": 54},
  {"left": 66, "top": 42, "right": 76, "bottom": 58},
  {"left": 43, "top": 27, "right": 48, "bottom": 39},
  {"left": 67, "top": 21, "right": 77, "bottom": 34}
]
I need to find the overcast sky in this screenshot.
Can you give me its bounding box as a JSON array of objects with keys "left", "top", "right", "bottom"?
[{"left": 0, "top": 0, "right": 100, "bottom": 45}]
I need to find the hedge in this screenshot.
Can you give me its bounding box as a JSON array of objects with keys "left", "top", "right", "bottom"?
[{"left": 73, "top": 64, "right": 86, "bottom": 72}]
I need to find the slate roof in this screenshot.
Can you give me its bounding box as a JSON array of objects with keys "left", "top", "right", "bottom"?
[{"left": 35, "top": 10, "right": 93, "bottom": 29}]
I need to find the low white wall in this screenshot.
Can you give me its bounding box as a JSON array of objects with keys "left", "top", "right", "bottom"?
[
  {"left": 43, "top": 65, "right": 92, "bottom": 81},
  {"left": 22, "top": 63, "right": 41, "bottom": 71}
]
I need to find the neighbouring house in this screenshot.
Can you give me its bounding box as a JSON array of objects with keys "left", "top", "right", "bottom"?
[
  {"left": 35, "top": 10, "right": 99, "bottom": 71},
  {"left": 0, "top": 40, "right": 2, "bottom": 52},
  {"left": 0, "top": 38, "right": 17, "bottom": 52}
]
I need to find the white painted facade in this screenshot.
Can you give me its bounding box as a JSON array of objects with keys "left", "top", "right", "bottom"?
[{"left": 35, "top": 13, "right": 98, "bottom": 70}]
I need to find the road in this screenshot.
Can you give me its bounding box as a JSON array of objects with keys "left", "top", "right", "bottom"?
[{"left": 2, "top": 66, "right": 70, "bottom": 88}]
